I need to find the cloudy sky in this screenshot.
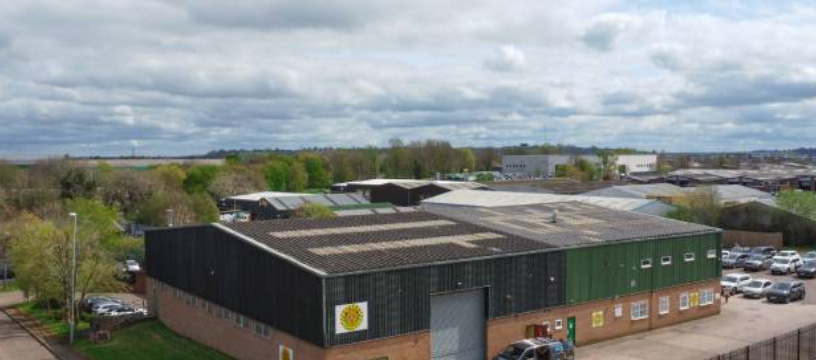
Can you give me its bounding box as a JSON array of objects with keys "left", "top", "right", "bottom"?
[{"left": 1, "top": 0, "right": 816, "bottom": 157}]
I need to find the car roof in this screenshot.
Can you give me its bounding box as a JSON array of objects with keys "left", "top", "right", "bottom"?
[{"left": 750, "top": 278, "right": 772, "bottom": 283}]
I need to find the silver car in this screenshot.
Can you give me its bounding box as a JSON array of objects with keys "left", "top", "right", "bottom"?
[
  {"left": 721, "top": 273, "right": 752, "bottom": 294},
  {"left": 742, "top": 279, "right": 773, "bottom": 299}
]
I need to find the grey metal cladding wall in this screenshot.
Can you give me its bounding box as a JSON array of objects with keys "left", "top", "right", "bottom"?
[
  {"left": 145, "top": 226, "right": 325, "bottom": 346},
  {"left": 323, "top": 251, "right": 565, "bottom": 346}
]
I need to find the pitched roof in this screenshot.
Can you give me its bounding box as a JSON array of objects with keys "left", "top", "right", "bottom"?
[
  {"left": 421, "top": 189, "right": 675, "bottom": 216},
  {"left": 582, "top": 183, "right": 687, "bottom": 198},
  {"left": 218, "top": 211, "right": 551, "bottom": 275},
  {"left": 425, "top": 202, "right": 718, "bottom": 248}
]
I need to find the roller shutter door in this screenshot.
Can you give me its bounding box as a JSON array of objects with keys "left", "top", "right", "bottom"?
[{"left": 430, "top": 289, "right": 485, "bottom": 360}]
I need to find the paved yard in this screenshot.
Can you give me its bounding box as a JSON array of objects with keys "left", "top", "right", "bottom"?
[
  {"left": 0, "top": 310, "right": 56, "bottom": 360},
  {"left": 578, "top": 270, "right": 816, "bottom": 360}
]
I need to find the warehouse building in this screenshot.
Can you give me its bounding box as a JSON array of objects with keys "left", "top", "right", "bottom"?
[
  {"left": 218, "top": 192, "right": 413, "bottom": 220},
  {"left": 145, "top": 204, "right": 721, "bottom": 360},
  {"left": 502, "top": 154, "right": 658, "bottom": 177},
  {"left": 369, "top": 181, "right": 490, "bottom": 206},
  {"left": 422, "top": 189, "right": 677, "bottom": 216}
]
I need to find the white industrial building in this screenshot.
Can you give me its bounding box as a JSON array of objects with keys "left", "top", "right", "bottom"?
[{"left": 502, "top": 154, "right": 657, "bottom": 177}]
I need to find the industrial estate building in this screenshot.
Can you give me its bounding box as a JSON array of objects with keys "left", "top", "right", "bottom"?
[
  {"left": 218, "top": 192, "right": 415, "bottom": 220},
  {"left": 502, "top": 154, "right": 658, "bottom": 177},
  {"left": 146, "top": 201, "right": 721, "bottom": 360}
]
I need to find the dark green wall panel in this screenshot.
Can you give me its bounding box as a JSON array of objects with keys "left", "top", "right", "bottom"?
[{"left": 566, "top": 232, "right": 721, "bottom": 305}]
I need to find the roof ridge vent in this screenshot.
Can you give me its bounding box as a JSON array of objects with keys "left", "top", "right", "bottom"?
[{"left": 551, "top": 209, "right": 559, "bottom": 224}]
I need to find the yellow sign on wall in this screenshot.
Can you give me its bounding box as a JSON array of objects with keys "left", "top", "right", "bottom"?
[
  {"left": 335, "top": 302, "right": 369, "bottom": 334},
  {"left": 279, "top": 345, "right": 293, "bottom": 360},
  {"left": 591, "top": 311, "right": 604, "bottom": 328},
  {"left": 690, "top": 292, "right": 700, "bottom": 307}
]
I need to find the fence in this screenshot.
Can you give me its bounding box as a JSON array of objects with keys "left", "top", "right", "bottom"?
[
  {"left": 707, "top": 323, "right": 816, "bottom": 360},
  {"left": 722, "top": 230, "right": 784, "bottom": 249}
]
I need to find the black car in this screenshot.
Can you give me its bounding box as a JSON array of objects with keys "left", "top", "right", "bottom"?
[
  {"left": 743, "top": 254, "right": 774, "bottom": 272},
  {"left": 797, "top": 260, "right": 816, "bottom": 279},
  {"left": 766, "top": 281, "right": 806, "bottom": 303}
]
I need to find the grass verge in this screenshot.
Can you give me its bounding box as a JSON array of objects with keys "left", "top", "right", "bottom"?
[
  {"left": 74, "top": 320, "right": 233, "bottom": 360},
  {"left": 14, "top": 302, "right": 90, "bottom": 337}
]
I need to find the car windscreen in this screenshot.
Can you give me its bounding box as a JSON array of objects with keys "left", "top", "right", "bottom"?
[
  {"left": 772, "top": 283, "right": 792, "bottom": 290},
  {"left": 748, "top": 255, "right": 766, "bottom": 260},
  {"left": 802, "top": 261, "right": 816, "bottom": 268},
  {"left": 722, "top": 276, "right": 738, "bottom": 282},
  {"left": 499, "top": 344, "right": 528, "bottom": 358},
  {"left": 747, "top": 280, "right": 765, "bottom": 287},
  {"left": 774, "top": 258, "right": 790, "bottom": 264}
]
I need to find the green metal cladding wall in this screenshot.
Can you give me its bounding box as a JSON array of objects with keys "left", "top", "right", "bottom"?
[{"left": 566, "top": 232, "right": 721, "bottom": 305}]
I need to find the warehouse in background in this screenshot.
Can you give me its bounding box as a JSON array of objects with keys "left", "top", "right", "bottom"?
[
  {"left": 502, "top": 154, "right": 658, "bottom": 178},
  {"left": 145, "top": 201, "right": 721, "bottom": 360}
]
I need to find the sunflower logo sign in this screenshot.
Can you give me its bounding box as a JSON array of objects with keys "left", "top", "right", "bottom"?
[
  {"left": 335, "top": 302, "right": 368, "bottom": 334},
  {"left": 279, "top": 345, "right": 293, "bottom": 360}
]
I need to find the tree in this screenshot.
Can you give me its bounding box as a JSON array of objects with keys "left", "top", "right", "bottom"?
[
  {"left": 777, "top": 191, "right": 816, "bottom": 221},
  {"left": 293, "top": 203, "right": 336, "bottom": 219},
  {"left": 207, "top": 168, "right": 263, "bottom": 199},
  {"left": 8, "top": 211, "right": 124, "bottom": 318},
  {"left": 597, "top": 150, "right": 619, "bottom": 180},
  {"left": 0, "top": 161, "right": 22, "bottom": 190},
  {"left": 101, "top": 170, "right": 156, "bottom": 219},
  {"left": 190, "top": 192, "right": 219, "bottom": 223},
  {"left": 182, "top": 165, "right": 219, "bottom": 194},
  {"left": 60, "top": 167, "right": 97, "bottom": 199},
  {"left": 458, "top": 148, "right": 475, "bottom": 173},
  {"left": 412, "top": 159, "right": 424, "bottom": 180},
  {"left": 287, "top": 162, "right": 308, "bottom": 192},
  {"left": 299, "top": 153, "right": 331, "bottom": 189},
  {"left": 153, "top": 164, "right": 186, "bottom": 190},
  {"left": 666, "top": 187, "right": 723, "bottom": 226},
  {"left": 264, "top": 161, "right": 289, "bottom": 191},
  {"left": 135, "top": 190, "right": 197, "bottom": 227}
]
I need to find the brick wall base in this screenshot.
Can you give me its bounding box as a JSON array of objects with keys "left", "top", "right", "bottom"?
[
  {"left": 148, "top": 277, "right": 428, "bottom": 360},
  {"left": 486, "top": 279, "right": 721, "bottom": 356}
]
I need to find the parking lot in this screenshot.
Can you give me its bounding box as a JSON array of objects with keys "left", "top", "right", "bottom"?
[{"left": 578, "top": 268, "right": 816, "bottom": 360}]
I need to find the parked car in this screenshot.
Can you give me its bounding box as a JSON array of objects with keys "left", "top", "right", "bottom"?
[
  {"left": 743, "top": 254, "right": 774, "bottom": 272},
  {"left": 721, "top": 273, "right": 752, "bottom": 294},
  {"left": 774, "top": 250, "right": 801, "bottom": 262},
  {"left": 722, "top": 250, "right": 731, "bottom": 261},
  {"left": 742, "top": 279, "right": 774, "bottom": 299},
  {"left": 494, "top": 338, "right": 575, "bottom": 360},
  {"left": 766, "top": 281, "right": 806, "bottom": 303},
  {"left": 771, "top": 257, "right": 802, "bottom": 275},
  {"left": 750, "top": 246, "right": 777, "bottom": 257},
  {"left": 125, "top": 259, "right": 141, "bottom": 272},
  {"left": 82, "top": 296, "right": 123, "bottom": 312},
  {"left": 102, "top": 305, "right": 147, "bottom": 317},
  {"left": 803, "top": 251, "right": 816, "bottom": 261},
  {"left": 723, "top": 253, "right": 750, "bottom": 269},
  {"left": 797, "top": 260, "right": 816, "bottom": 279},
  {"left": 91, "top": 301, "right": 125, "bottom": 315}
]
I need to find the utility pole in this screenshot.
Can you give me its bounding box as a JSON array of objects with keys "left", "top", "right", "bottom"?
[{"left": 69, "top": 212, "right": 78, "bottom": 345}]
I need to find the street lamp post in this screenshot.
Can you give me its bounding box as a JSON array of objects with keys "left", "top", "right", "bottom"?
[
  {"left": 166, "top": 209, "right": 174, "bottom": 227},
  {"left": 68, "top": 212, "right": 78, "bottom": 345}
]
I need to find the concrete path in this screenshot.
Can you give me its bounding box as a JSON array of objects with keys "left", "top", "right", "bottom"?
[{"left": 0, "top": 310, "right": 56, "bottom": 360}]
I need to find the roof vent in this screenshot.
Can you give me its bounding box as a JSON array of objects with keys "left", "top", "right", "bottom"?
[{"left": 551, "top": 209, "right": 559, "bottom": 224}]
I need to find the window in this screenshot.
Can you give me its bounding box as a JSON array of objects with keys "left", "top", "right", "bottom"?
[
  {"left": 614, "top": 304, "right": 623, "bottom": 318},
  {"left": 555, "top": 319, "right": 563, "bottom": 330},
  {"left": 659, "top": 297, "right": 669, "bottom": 315},
  {"left": 216, "top": 306, "right": 224, "bottom": 319},
  {"left": 685, "top": 253, "right": 696, "bottom": 262},
  {"left": 661, "top": 256, "right": 672, "bottom": 266},
  {"left": 679, "top": 292, "right": 689, "bottom": 310},
  {"left": 707, "top": 249, "right": 717, "bottom": 259},
  {"left": 174, "top": 289, "right": 181, "bottom": 298},
  {"left": 255, "top": 322, "right": 269, "bottom": 338},
  {"left": 641, "top": 259, "right": 652, "bottom": 269},
  {"left": 701, "top": 289, "right": 714, "bottom": 306},
  {"left": 631, "top": 301, "right": 649, "bottom": 320},
  {"left": 236, "top": 315, "right": 244, "bottom": 327}
]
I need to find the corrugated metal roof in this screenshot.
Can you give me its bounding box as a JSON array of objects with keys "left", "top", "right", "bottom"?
[
  {"left": 222, "top": 211, "right": 551, "bottom": 274},
  {"left": 426, "top": 202, "right": 717, "bottom": 249},
  {"left": 583, "top": 183, "right": 686, "bottom": 198},
  {"left": 421, "top": 189, "right": 675, "bottom": 216},
  {"left": 226, "top": 191, "right": 310, "bottom": 201},
  {"left": 263, "top": 193, "right": 369, "bottom": 211}
]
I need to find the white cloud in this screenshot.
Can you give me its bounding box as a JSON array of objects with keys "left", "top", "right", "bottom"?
[{"left": 0, "top": 0, "right": 815, "bottom": 155}]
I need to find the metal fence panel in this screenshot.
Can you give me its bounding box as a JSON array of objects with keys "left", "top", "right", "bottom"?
[{"left": 707, "top": 323, "right": 816, "bottom": 360}]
